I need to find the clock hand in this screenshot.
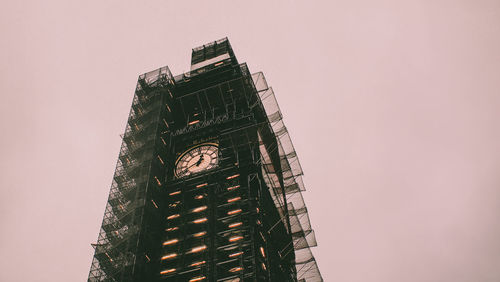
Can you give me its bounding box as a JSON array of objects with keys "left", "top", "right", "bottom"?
[
  {"left": 184, "top": 156, "right": 204, "bottom": 174},
  {"left": 187, "top": 161, "right": 199, "bottom": 170},
  {"left": 195, "top": 155, "right": 204, "bottom": 166}
]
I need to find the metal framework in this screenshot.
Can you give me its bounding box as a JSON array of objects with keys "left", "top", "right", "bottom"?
[{"left": 88, "top": 38, "right": 322, "bottom": 282}]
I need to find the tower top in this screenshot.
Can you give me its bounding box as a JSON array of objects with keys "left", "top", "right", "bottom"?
[{"left": 190, "top": 37, "right": 238, "bottom": 71}]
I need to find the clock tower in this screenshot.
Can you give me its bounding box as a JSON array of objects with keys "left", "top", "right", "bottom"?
[{"left": 88, "top": 38, "right": 322, "bottom": 282}]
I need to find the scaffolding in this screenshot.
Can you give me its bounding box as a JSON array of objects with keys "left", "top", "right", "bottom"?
[
  {"left": 88, "top": 67, "right": 174, "bottom": 282},
  {"left": 88, "top": 38, "right": 322, "bottom": 282},
  {"left": 252, "top": 72, "right": 322, "bottom": 282}
]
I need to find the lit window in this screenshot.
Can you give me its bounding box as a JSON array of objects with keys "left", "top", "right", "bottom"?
[
  {"left": 262, "top": 263, "right": 266, "bottom": 270},
  {"left": 228, "top": 222, "right": 242, "bottom": 228},
  {"left": 160, "top": 268, "right": 176, "bottom": 275},
  {"left": 227, "top": 185, "right": 240, "bottom": 191},
  {"left": 189, "top": 276, "right": 206, "bottom": 282},
  {"left": 189, "top": 120, "right": 200, "bottom": 125},
  {"left": 227, "top": 197, "right": 241, "bottom": 203},
  {"left": 161, "top": 253, "right": 177, "bottom": 260},
  {"left": 151, "top": 200, "right": 159, "bottom": 209},
  {"left": 105, "top": 252, "right": 113, "bottom": 261},
  {"left": 227, "top": 209, "right": 242, "bottom": 215},
  {"left": 166, "top": 227, "right": 179, "bottom": 232},
  {"left": 157, "top": 155, "right": 164, "bottom": 165},
  {"left": 194, "top": 195, "right": 204, "bottom": 199},
  {"left": 169, "top": 191, "right": 181, "bottom": 196},
  {"left": 260, "top": 247, "right": 265, "bottom": 257},
  {"left": 162, "top": 239, "right": 179, "bottom": 246},
  {"left": 229, "top": 236, "right": 243, "bottom": 242},
  {"left": 229, "top": 267, "right": 243, "bottom": 272},
  {"left": 193, "top": 231, "right": 207, "bottom": 237},
  {"left": 190, "top": 245, "right": 207, "bottom": 253},
  {"left": 196, "top": 183, "right": 208, "bottom": 188},
  {"left": 226, "top": 174, "right": 239, "bottom": 180},
  {"left": 193, "top": 218, "right": 207, "bottom": 224},
  {"left": 228, "top": 251, "right": 243, "bottom": 258},
  {"left": 259, "top": 232, "right": 266, "bottom": 242},
  {"left": 192, "top": 206, "right": 207, "bottom": 213},
  {"left": 154, "top": 176, "right": 162, "bottom": 186},
  {"left": 189, "top": 260, "right": 206, "bottom": 267},
  {"left": 167, "top": 214, "right": 180, "bottom": 220}
]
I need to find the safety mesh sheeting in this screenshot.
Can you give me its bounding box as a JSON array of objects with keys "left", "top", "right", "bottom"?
[
  {"left": 253, "top": 72, "right": 323, "bottom": 282},
  {"left": 88, "top": 67, "right": 174, "bottom": 281}
]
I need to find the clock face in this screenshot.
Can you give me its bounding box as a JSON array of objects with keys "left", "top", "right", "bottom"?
[{"left": 175, "top": 143, "right": 219, "bottom": 178}]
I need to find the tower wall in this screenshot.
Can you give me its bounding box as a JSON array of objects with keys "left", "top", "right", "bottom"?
[{"left": 88, "top": 38, "right": 322, "bottom": 282}]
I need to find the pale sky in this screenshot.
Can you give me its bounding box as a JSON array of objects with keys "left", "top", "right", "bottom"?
[{"left": 1, "top": 1, "right": 500, "bottom": 281}]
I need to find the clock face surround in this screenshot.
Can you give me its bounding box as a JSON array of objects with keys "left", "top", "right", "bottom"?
[{"left": 174, "top": 143, "right": 219, "bottom": 178}]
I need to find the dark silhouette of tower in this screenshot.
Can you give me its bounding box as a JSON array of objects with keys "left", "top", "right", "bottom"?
[{"left": 88, "top": 38, "right": 322, "bottom": 282}]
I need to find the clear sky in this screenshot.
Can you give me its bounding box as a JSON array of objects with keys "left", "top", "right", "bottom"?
[{"left": 1, "top": 1, "right": 500, "bottom": 281}]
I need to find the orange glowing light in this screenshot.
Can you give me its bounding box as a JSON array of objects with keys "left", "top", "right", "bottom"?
[
  {"left": 189, "top": 276, "right": 206, "bottom": 282},
  {"left": 228, "top": 222, "right": 242, "bottom": 228},
  {"left": 193, "top": 231, "right": 207, "bottom": 237},
  {"left": 229, "top": 236, "right": 243, "bottom": 242},
  {"left": 151, "top": 200, "right": 159, "bottom": 209},
  {"left": 226, "top": 174, "right": 240, "bottom": 180},
  {"left": 196, "top": 183, "right": 208, "bottom": 188},
  {"left": 162, "top": 239, "right": 179, "bottom": 246},
  {"left": 167, "top": 214, "right": 180, "bottom": 220},
  {"left": 189, "top": 260, "right": 206, "bottom": 267},
  {"left": 229, "top": 267, "right": 243, "bottom": 272},
  {"left": 193, "top": 218, "right": 207, "bottom": 224},
  {"left": 157, "top": 155, "right": 164, "bottom": 165},
  {"left": 227, "top": 197, "right": 241, "bottom": 203},
  {"left": 154, "top": 176, "right": 161, "bottom": 186},
  {"left": 105, "top": 252, "right": 113, "bottom": 261},
  {"left": 227, "top": 209, "right": 242, "bottom": 215},
  {"left": 160, "top": 268, "right": 176, "bottom": 275},
  {"left": 227, "top": 185, "right": 240, "bottom": 191},
  {"left": 161, "top": 253, "right": 177, "bottom": 260},
  {"left": 228, "top": 251, "right": 243, "bottom": 258},
  {"left": 190, "top": 245, "right": 207, "bottom": 253},
  {"left": 192, "top": 206, "right": 207, "bottom": 213}
]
